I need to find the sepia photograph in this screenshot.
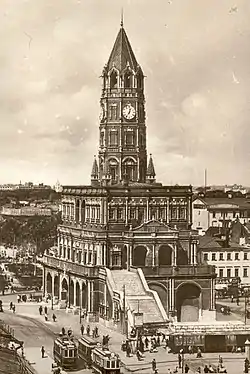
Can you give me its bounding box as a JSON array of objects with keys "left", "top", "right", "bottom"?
[{"left": 0, "top": 1, "right": 250, "bottom": 373}]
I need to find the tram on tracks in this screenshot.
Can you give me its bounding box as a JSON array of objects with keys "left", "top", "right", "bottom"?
[
  {"left": 78, "top": 335, "right": 99, "bottom": 368},
  {"left": 53, "top": 336, "right": 78, "bottom": 369},
  {"left": 91, "top": 347, "right": 120, "bottom": 374}
]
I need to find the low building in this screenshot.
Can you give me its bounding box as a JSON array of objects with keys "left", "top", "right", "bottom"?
[
  {"left": 1, "top": 206, "right": 52, "bottom": 217},
  {"left": 192, "top": 196, "right": 250, "bottom": 234},
  {"left": 199, "top": 235, "right": 250, "bottom": 285}
]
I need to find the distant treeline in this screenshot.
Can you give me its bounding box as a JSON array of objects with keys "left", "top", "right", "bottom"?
[{"left": 0, "top": 189, "right": 61, "bottom": 206}]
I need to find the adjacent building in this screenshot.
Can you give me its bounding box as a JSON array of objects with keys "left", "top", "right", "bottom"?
[{"left": 192, "top": 196, "right": 250, "bottom": 234}]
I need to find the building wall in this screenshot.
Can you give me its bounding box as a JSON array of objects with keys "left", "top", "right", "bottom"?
[{"left": 202, "top": 249, "right": 250, "bottom": 285}]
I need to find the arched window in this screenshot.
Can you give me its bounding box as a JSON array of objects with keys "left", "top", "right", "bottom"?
[
  {"left": 110, "top": 71, "right": 118, "bottom": 89},
  {"left": 123, "top": 158, "right": 136, "bottom": 181},
  {"left": 108, "top": 158, "right": 119, "bottom": 183},
  {"left": 124, "top": 71, "right": 132, "bottom": 88}
]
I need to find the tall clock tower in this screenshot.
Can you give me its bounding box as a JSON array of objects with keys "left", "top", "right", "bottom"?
[{"left": 96, "top": 20, "right": 148, "bottom": 185}]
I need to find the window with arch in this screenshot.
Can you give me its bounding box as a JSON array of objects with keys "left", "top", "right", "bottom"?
[
  {"left": 123, "top": 158, "right": 136, "bottom": 181},
  {"left": 108, "top": 158, "right": 119, "bottom": 182},
  {"left": 124, "top": 71, "right": 132, "bottom": 88},
  {"left": 100, "top": 132, "right": 104, "bottom": 146},
  {"left": 110, "top": 71, "right": 118, "bottom": 89}
]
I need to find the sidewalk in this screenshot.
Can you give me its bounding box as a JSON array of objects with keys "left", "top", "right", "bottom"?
[{"left": 24, "top": 346, "right": 55, "bottom": 374}]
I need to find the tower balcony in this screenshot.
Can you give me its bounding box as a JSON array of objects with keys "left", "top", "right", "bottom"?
[
  {"left": 39, "top": 254, "right": 100, "bottom": 278},
  {"left": 137, "top": 264, "right": 216, "bottom": 278}
]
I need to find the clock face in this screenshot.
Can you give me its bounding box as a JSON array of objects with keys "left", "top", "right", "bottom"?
[{"left": 123, "top": 103, "right": 136, "bottom": 120}]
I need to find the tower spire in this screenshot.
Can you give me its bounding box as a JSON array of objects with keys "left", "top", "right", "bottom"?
[
  {"left": 146, "top": 154, "right": 156, "bottom": 184},
  {"left": 121, "top": 8, "right": 124, "bottom": 28},
  {"left": 91, "top": 155, "right": 99, "bottom": 187}
]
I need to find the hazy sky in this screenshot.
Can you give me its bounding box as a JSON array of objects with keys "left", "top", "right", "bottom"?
[{"left": 1, "top": 0, "right": 250, "bottom": 186}]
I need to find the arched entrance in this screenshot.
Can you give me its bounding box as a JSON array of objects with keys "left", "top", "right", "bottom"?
[
  {"left": 158, "top": 245, "right": 172, "bottom": 266},
  {"left": 61, "top": 278, "right": 68, "bottom": 301},
  {"left": 149, "top": 283, "right": 168, "bottom": 312},
  {"left": 121, "top": 245, "right": 127, "bottom": 269},
  {"left": 69, "top": 280, "right": 74, "bottom": 307},
  {"left": 54, "top": 275, "right": 59, "bottom": 298},
  {"left": 176, "top": 282, "right": 201, "bottom": 322},
  {"left": 46, "top": 273, "right": 52, "bottom": 294},
  {"left": 133, "top": 246, "right": 147, "bottom": 267},
  {"left": 76, "top": 281, "right": 80, "bottom": 307}
]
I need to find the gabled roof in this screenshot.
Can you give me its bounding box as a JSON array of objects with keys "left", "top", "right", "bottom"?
[
  {"left": 133, "top": 219, "right": 178, "bottom": 233},
  {"left": 107, "top": 25, "right": 139, "bottom": 72},
  {"left": 193, "top": 196, "right": 250, "bottom": 209}
]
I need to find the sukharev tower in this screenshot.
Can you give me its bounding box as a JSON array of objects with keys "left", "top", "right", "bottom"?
[{"left": 41, "top": 20, "right": 216, "bottom": 330}]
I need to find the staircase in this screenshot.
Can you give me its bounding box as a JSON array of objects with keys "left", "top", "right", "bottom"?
[{"left": 109, "top": 269, "right": 168, "bottom": 326}]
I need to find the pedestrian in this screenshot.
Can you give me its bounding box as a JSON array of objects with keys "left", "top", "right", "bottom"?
[
  {"left": 245, "top": 358, "right": 250, "bottom": 374},
  {"left": 86, "top": 325, "right": 90, "bottom": 336},
  {"left": 41, "top": 345, "right": 45, "bottom": 358},
  {"left": 68, "top": 328, "right": 72, "bottom": 337},
  {"left": 44, "top": 306, "right": 48, "bottom": 314},
  {"left": 178, "top": 353, "right": 182, "bottom": 369},
  {"left": 12, "top": 304, "right": 15, "bottom": 313},
  {"left": 219, "top": 355, "right": 223, "bottom": 364},
  {"left": 44, "top": 313, "right": 48, "bottom": 321},
  {"left": 80, "top": 324, "right": 84, "bottom": 335},
  {"left": 10, "top": 302, "right": 13, "bottom": 310},
  {"left": 152, "top": 358, "right": 156, "bottom": 372},
  {"left": 61, "top": 327, "right": 65, "bottom": 335},
  {"left": 39, "top": 305, "right": 43, "bottom": 315},
  {"left": 145, "top": 336, "right": 149, "bottom": 349},
  {"left": 17, "top": 295, "right": 21, "bottom": 303},
  {"left": 52, "top": 313, "right": 57, "bottom": 322},
  {"left": 204, "top": 365, "right": 209, "bottom": 373},
  {"left": 184, "top": 364, "right": 190, "bottom": 373},
  {"left": 95, "top": 326, "right": 99, "bottom": 337}
]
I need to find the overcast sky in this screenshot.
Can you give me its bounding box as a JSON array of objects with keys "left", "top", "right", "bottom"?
[{"left": 0, "top": 0, "right": 250, "bottom": 187}]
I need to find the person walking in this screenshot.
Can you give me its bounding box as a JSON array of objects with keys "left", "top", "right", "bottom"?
[
  {"left": 152, "top": 358, "right": 157, "bottom": 372},
  {"left": 52, "top": 313, "right": 57, "bottom": 322},
  {"left": 41, "top": 346, "right": 45, "bottom": 358},
  {"left": 184, "top": 363, "right": 190, "bottom": 373},
  {"left": 61, "top": 327, "right": 65, "bottom": 335},
  {"left": 39, "top": 305, "right": 43, "bottom": 315},
  {"left": 178, "top": 353, "right": 182, "bottom": 369},
  {"left": 44, "top": 313, "right": 48, "bottom": 321},
  {"left": 12, "top": 304, "right": 15, "bottom": 313},
  {"left": 86, "top": 325, "right": 90, "bottom": 336},
  {"left": 145, "top": 336, "right": 149, "bottom": 349},
  {"left": 44, "top": 306, "right": 48, "bottom": 314},
  {"left": 10, "top": 302, "right": 13, "bottom": 310},
  {"left": 80, "top": 324, "right": 84, "bottom": 335}
]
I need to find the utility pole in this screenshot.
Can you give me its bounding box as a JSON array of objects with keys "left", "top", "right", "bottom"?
[
  {"left": 123, "top": 284, "right": 127, "bottom": 338},
  {"left": 245, "top": 290, "right": 249, "bottom": 325}
]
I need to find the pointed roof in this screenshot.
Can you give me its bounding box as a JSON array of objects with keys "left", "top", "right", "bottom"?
[
  {"left": 107, "top": 25, "right": 139, "bottom": 72},
  {"left": 91, "top": 156, "right": 98, "bottom": 177},
  {"left": 147, "top": 154, "right": 156, "bottom": 177}
]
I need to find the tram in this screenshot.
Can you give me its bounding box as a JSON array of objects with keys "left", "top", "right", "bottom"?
[
  {"left": 53, "top": 336, "right": 78, "bottom": 369},
  {"left": 91, "top": 347, "right": 120, "bottom": 374},
  {"left": 78, "top": 335, "right": 99, "bottom": 368}
]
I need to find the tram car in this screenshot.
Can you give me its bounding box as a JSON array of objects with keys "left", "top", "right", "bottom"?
[
  {"left": 78, "top": 335, "right": 99, "bottom": 368},
  {"left": 53, "top": 336, "right": 78, "bottom": 369},
  {"left": 91, "top": 347, "right": 120, "bottom": 374}
]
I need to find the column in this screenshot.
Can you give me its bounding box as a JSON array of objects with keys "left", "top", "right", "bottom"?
[
  {"left": 59, "top": 273, "right": 62, "bottom": 301},
  {"left": 174, "top": 244, "right": 177, "bottom": 266},
  {"left": 87, "top": 280, "right": 91, "bottom": 313},
  {"left": 104, "top": 283, "right": 107, "bottom": 318},
  {"left": 51, "top": 273, "right": 55, "bottom": 299},
  {"left": 73, "top": 279, "right": 77, "bottom": 307},
  {"left": 129, "top": 244, "right": 133, "bottom": 268},
  {"left": 152, "top": 244, "right": 155, "bottom": 267},
  {"left": 79, "top": 200, "right": 82, "bottom": 222},
  {"left": 193, "top": 242, "right": 197, "bottom": 265},
  {"left": 125, "top": 198, "right": 128, "bottom": 225},
  {"left": 43, "top": 267, "right": 46, "bottom": 297},
  {"left": 166, "top": 199, "right": 170, "bottom": 224},
  {"left": 127, "top": 245, "right": 130, "bottom": 270},
  {"left": 146, "top": 199, "right": 149, "bottom": 221}
]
